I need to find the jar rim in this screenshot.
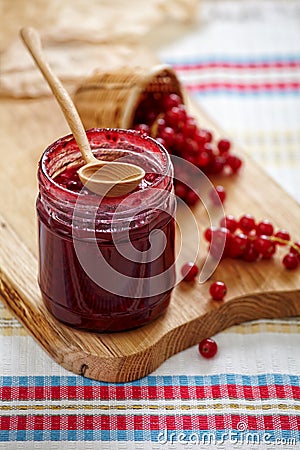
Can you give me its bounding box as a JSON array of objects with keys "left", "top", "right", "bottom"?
[{"left": 40, "top": 128, "right": 172, "bottom": 199}]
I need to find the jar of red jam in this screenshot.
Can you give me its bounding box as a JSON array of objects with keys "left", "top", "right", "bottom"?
[{"left": 37, "top": 128, "right": 176, "bottom": 332}]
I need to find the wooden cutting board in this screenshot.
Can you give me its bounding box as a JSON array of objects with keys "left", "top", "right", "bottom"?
[{"left": 0, "top": 96, "right": 299, "bottom": 382}]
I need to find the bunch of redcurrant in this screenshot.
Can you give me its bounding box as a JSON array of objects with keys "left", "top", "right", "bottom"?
[
  {"left": 133, "top": 92, "right": 242, "bottom": 205},
  {"left": 204, "top": 214, "right": 300, "bottom": 270}
]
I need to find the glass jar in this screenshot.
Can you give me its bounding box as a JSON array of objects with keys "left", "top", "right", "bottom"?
[{"left": 37, "top": 128, "right": 176, "bottom": 332}]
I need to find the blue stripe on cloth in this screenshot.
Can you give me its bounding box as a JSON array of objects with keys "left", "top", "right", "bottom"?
[
  {"left": 0, "top": 429, "right": 299, "bottom": 443},
  {"left": 0, "top": 373, "right": 299, "bottom": 387}
]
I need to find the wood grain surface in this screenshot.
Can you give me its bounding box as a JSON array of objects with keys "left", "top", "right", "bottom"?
[{"left": 0, "top": 96, "right": 299, "bottom": 382}]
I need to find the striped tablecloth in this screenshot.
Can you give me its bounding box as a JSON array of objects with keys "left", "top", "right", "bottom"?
[{"left": 1, "top": 1, "right": 299, "bottom": 449}]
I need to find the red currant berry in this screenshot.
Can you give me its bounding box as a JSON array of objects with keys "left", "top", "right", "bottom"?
[
  {"left": 158, "top": 126, "right": 175, "bottom": 146},
  {"left": 185, "top": 138, "right": 199, "bottom": 155},
  {"left": 274, "top": 230, "right": 291, "bottom": 245},
  {"left": 261, "top": 242, "right": 276, "bottom": 259},
  {"left": 197, "top": 151, "right": 210, "bottom": 167},
  {"left": 209, "top": 227, "right": 232, "bottom": 259},
  {"left": 156, "top": 117, "right": 167, "bottom": 131},
  {"left": 256, "top": 219, "right": 274, "bottom": 236},
  {"left": 217, "top": 138, "right": 231, "bottom": 154},
  {"left": 202, "top": 129, "right": 213, "bottom": 143},
  {"left": 210, "top": 185, "right": 226, "bottom": 205},
  {"left": 227, "top": 233, "right": 249, "bottom": 258},
  {"left": 134, "top": 123, "right": 151, "bottom": 135},
  {"left": 165, "top": 105, "right": 187, "bottom": 127},
  {"left": 282, "top": 253, "right": 299, "bottom": 270},
  {"left": 198, "top": 338, "right": 218, "bottom": 359},
  {"left": 144, "top": 110, "right": 157, "bottom": 125},
  {"left": 254, "top": 235, "right": 276, "bottom": 258},
  {"left": 195, "top": 130, "right": 211, "bottom": 146},
  {"left": 242, "top": 243, "right": 260, "bottom": 262},
  {"left": 239, "top": 214, "right": 256, "bottom": 234},
  {"left": 203, "top": 142, "right": 214, "bottom": 155},
  {"left": 182, "top": 117, "right": 198, "bottom": 138},
  {"left": 173, "top": 132, "right": 185, "bottom": 153},
  {"left": 220, "top": 215, "right": 238, "bottom": 233},
  {"left": 226, "top": 154, "right": 243, "bottom": 173},
  {"left": 162, "top": 93, "right": 182, "bottom": 110},
  {"left": 290, "top": 242, "right": 300, "bottom": 260},
  {"left": 185, "top": 189, "right": 199, "bottom": 206},
  {"left": 209, "top": 281, "right": 227, "bottom": 301},
  {"left": 181, "top": 262, "right": 199, "bottom": 282},
  {"left": 209, "top": 156, "right": 226, "bottom": 175},
  {"left": 204, "top": 226, "right": 216, "bottom": 243}
]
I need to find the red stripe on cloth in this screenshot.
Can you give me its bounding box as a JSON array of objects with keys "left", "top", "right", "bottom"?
[
  {"left": 185, "top": 82, "right": 300, "bottom": 92},
  {"left": 1, "top": 384, "right": 299, "bottom": 401},
  {"left": 0, "top": 415, "right": 298, "bottom": 431},
  {"left": 172, "top": 61, "right": 300, "bottom": 71}
]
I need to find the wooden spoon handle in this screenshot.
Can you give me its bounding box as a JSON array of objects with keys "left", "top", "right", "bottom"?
[{"left": 20, "top": 27, "right": 95, "bottom": 165}]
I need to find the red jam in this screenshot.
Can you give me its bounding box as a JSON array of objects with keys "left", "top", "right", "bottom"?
[{"left": 37, "top": 129, "right": 176, "bottom": 332}]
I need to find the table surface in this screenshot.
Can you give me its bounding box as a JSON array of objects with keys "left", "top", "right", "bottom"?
[{"left": 1, "top": 1, "right": 300, "bottom": 449}]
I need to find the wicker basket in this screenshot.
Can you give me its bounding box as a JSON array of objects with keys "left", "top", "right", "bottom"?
[{"left": 73, "top": 64, "right": 184, "bottom": 130}]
